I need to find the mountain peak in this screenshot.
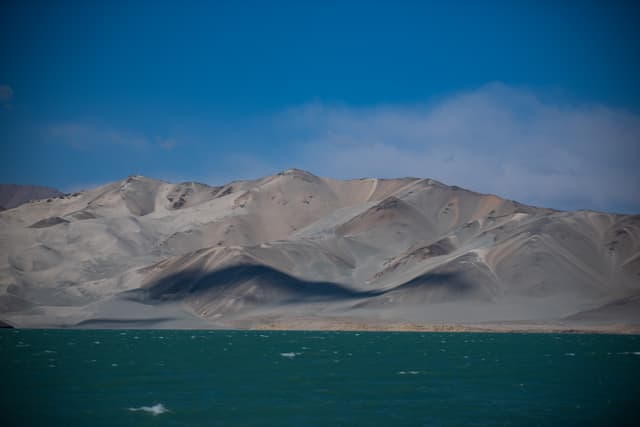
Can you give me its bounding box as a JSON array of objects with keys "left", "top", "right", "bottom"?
[{"left": 277, "top": 168, "right": 317, "bottom": 178}]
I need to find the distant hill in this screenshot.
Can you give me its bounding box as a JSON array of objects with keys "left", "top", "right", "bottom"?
[
  {"left": 0, "top": 184, "right": 62, "bottom": 210},
  {"left": 0, "top": 170, "right": 638, "bottom": 332}
]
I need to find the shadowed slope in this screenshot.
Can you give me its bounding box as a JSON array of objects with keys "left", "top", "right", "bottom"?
[
  {"left": 124, "top": 264, "right": 382, "bottom": 318},
  {"left": 0, "top": 184, "right": 62, "bottom": 210}
]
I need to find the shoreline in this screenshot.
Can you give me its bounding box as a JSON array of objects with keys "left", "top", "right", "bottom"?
[
  {"left": 5, "top": 321, "right": 639, "bottom": 335},
  {"left": 249, "top": 323, "right": 640, "bottom": 335}
]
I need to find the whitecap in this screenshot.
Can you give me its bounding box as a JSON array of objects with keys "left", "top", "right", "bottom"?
[
  {"left": 128, "top": 403, "right": 169, "bottom": 416},
  {"left": 93, "top": 341, "right": 101, "bottom": 345},
  {"left": 259, "top": 334, "right": 269, "bottom": 338},
  {"left": 564, "top": 353, "right": 576, "bottom": 357},
  {"left": 280, "top": 352, "right": 299, "bottom": 358}
]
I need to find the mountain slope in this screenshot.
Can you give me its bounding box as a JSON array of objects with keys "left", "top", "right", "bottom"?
[
  {"left": 0, "top": 184, "right": 63, "bottom": 210},
  {"left": 0, "top": 170, "right": 638, "bottom": 331}
]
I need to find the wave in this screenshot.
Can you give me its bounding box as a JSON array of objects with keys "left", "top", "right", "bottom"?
[
  {"left": 280, "top": 352, "right": 300, "bottom": 358},
  {"left": 128, "top": 403, "right": 169, "bottom": 416}
]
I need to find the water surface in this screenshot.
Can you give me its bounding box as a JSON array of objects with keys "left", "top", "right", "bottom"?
[{"left": 1, "top": 330, "right": 638, "bottom": 426}]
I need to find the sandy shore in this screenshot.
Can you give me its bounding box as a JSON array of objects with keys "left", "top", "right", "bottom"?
[{"left": 247, "top": 318, "right": 640, "bottom": 335}]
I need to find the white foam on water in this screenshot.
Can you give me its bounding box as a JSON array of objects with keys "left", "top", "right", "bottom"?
[
  {"left": 633, "top": 352, "right": 640, "bottom": 356},
  {"left": 280, "top": 352, "right": 300, "bottom": 358},
  {"left": 128, "top": 403, "right": 170, "bottom": 416},
  {"left": 259, "top": 334, "right": 269, "bottom": 338},
  {"left": 93, "top": 341, "right": 101, "bottom": 345},
  {"left": 398, "top": 371, "right": 420, "bottom": 375},
  {"left": 564, "top": 353, "right": 576, "bottom": 356}
]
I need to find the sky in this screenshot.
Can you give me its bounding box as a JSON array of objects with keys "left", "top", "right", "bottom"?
[{"left": 0, "top": 1, "right": 639, "bottom": 213}]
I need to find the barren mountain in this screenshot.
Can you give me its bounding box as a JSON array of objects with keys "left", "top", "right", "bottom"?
[{"left": 0, "top": 169, "right": 638, "bottom": 331}]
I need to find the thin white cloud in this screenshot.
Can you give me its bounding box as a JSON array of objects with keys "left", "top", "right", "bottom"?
[
  {"left": 0, "top": 85, "right": 13, "bottom": 109},
  {"left": 46, "top": 122, "right": 150, "bottom": 150},
  {"left": 157, "top": 138, "right": 178, "bottom": 150},
  {"left": 271, "top": 83, "right": 640, "bottom": 213}
]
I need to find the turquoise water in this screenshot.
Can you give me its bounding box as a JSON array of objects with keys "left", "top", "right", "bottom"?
[{"left": 1, "top": 330, "right": 639, "bottom": 426}]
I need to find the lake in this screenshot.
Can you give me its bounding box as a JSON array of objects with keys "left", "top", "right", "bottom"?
[{"left": 1, "top": 329, "right": 639, "bottom": 426}]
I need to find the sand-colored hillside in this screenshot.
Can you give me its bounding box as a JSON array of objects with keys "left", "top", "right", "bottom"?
[{"left": 1, "top": 169, "right": 638, "bottom": 332}]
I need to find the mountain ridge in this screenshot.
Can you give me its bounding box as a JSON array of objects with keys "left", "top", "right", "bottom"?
[
  {"left": 0, "top": 184, "right": 63, "bottom": 211},
  {"left": 0, "top": 170, "right": 638, "bottom": 331}
]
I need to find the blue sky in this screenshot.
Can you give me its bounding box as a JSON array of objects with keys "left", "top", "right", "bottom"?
[{"left": 1, "top": 1, "right": 639, "bottom": 213}]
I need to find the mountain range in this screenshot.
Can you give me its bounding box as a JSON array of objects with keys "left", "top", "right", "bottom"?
[{"left": 1, "top": 169, "right": 638, "bottom": 332}]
